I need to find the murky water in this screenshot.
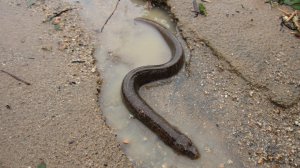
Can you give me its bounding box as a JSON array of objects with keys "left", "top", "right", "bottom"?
[{"left": 72, "top": 0, "right": 242, "bottom": 167}]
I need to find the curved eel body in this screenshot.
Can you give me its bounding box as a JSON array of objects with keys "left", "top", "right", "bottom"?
[{"left": 121, "top": 18, "right": 200, "bottom": 160}]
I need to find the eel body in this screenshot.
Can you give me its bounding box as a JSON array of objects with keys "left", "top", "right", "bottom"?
[{"left": 121, "top": 17, "right": 200, "bottom": 160}]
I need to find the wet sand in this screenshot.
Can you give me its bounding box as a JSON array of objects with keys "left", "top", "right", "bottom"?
[{"left": 0, "top": 1, "right": 132, "bottom": 167}]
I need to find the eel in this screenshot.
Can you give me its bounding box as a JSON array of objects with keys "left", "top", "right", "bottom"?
[{"left": 121, "top": 17, "right": 200, "bottom": 160}]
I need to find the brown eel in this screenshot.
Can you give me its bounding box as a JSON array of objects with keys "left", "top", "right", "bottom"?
[{"left": 121, "top": 17, "right": 200, "bottom": 160}]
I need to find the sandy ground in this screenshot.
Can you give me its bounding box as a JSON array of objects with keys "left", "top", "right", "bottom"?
[
  {"left": 0, "top": 0, "right": 300, "bottom": 168},
  {"left": 167, "top": 0, "right": 300, "bottom": 108},
  {"left": 0, "top": 1, "right": 132, "bottom": 167},
  {"left": 162, "top": 0, "right": 300, "bottom": 167}
]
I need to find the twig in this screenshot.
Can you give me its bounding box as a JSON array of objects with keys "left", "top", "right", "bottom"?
[
  {"left": 44, "top": 8, "right": 75, "bottom": 23},
  {"left": 100, "top": 0, "right": 121, "bottom": 33},
  {"left": 1, "top": 70, "right": 31, "bottom": 85},
  {"left": 71, "top": 60, "right": 85, "bottom": 63},
  {"left": 277, "top": 7, "right": 290, "bottom": 16},
  {"left": 287, "top": 11, "right": 297, "bottom": 22}
]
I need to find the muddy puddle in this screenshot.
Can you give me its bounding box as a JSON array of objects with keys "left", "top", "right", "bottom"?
[{"left": 70, "top": 0, "right": 243, "bottom": 167}]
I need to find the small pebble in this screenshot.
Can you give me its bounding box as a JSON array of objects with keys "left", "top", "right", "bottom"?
[
  {"left": 227, "top": 159, "right": 233, "bottom": 164},
  {"left": 219, "top": 163, "right": 225, "bottom": 168},
  {"left": 204, "top": 147, "right": 211, "bottom": 153},
  {"left": 129, "top": 114, "right": 134, "bottom": 119},
  {"left": 41, "top": 45, "right": 52, "bottom": 51},
  {"left": 5, "top": 105, "right": 11, "bottom": 109},
  {"left": 91, "top": 67, "right": 96, "bottom": 73},
  {"left": 285, "top": 127, "right": 294, "bottom": 132},
  {"left": 52, "top": 17, "right": 61, "bottom": 25},
  {"left": 258, "top": 157, "right": 265, "bottom": 164},
  {"left": 69, "top": 81, "right": 76, "bottom": 85},
  {"left": 249, "top": 90, "right": 254, "bottom": 97},
  {"left": 123, "top": 139, "right": 129, "bottom": 144},
  {"left": 68, "top": 140, "right": 75, "bottom": 144},
  {"left": 162, "top": 163, "right": 168, "bottom": 168}
]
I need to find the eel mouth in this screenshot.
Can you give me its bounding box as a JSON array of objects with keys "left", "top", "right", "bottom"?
[
  {"left": 186, "top": 145, "right": 200, "bottom": 160},
  {"left": 175, "top": 134, "right": 200, "bottom": 160}
]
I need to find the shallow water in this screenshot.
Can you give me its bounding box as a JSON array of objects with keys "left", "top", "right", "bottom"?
[{"left": 72, "top": 0, "right": 242, "bottom": 167}]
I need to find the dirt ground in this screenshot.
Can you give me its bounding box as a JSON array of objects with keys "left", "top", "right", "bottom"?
[
  {"left": 0, "top": 0, "right": 299, "bottom": 168},
  {"left": 163, "top": 0, "right": 300, "bottom": 167},
  {"left": 0, "top": 1, "right": 132, "bottom": 167}
]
